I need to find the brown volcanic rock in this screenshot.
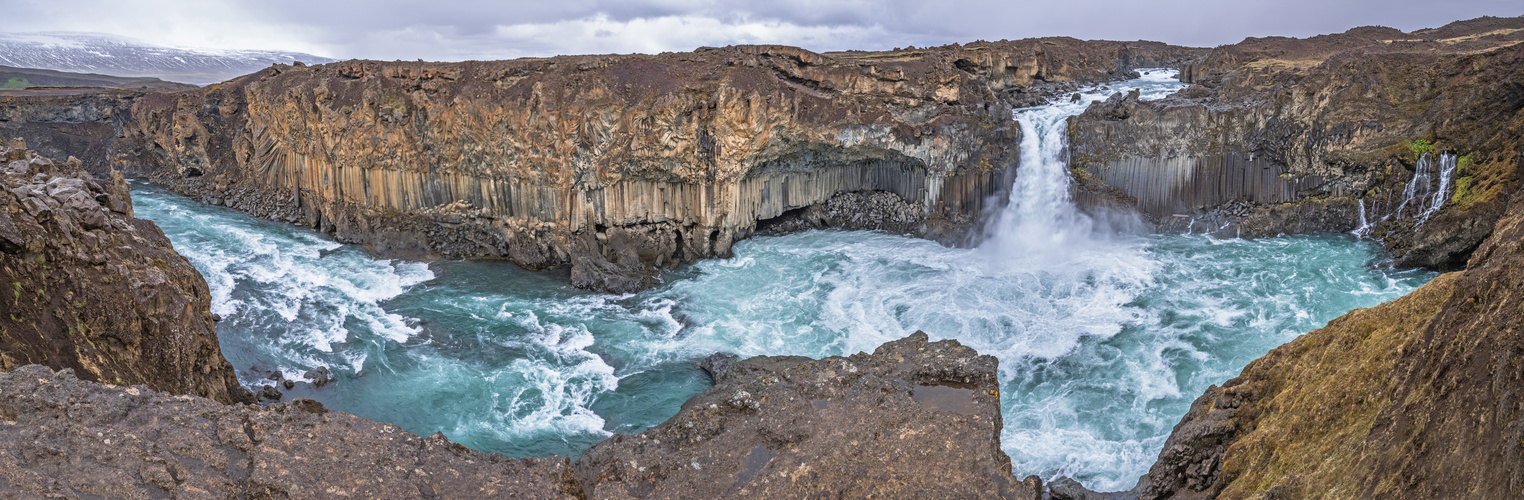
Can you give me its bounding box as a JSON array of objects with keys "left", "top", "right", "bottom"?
[
  {"left": 0, "top": 364, "right": 582, "bottom": 499},
  {"left": 1070, "top": 16, "right": 1524, "bottom": 267},
  {"left": 574, "top": 332, "right": 1036, "bottom": 499},
  {"left": 1137, "top": 189, "right": 1524, "bottom": 498},
  {"left": 99, "top": 41, "right": 1196, "bottom": 292},
  {"left": 0, "top": 139, "right": 251, "bottom": 404}
]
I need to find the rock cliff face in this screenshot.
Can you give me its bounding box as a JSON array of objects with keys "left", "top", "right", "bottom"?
[
  {"left": 0, "top": 89, "right": 145, "bottom": 176},
  {"left": 0, "top": 139, "right": 250, "bottom": 404},
  {"left": 1070, "top": 16, "right": 1524, "bottom": 268},
  {"left": 0, "top": 364, "right": 582, "bottom": 498},
  {"left": 93, "top": 40, "right": 1195, "bottom": 292},
  {"left": 575, "top": 332, "right": 1036, "bottom": 499}
]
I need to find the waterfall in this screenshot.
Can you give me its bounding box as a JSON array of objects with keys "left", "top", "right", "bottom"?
[
  {"left": 980, "top": 70, "right": 1185, "bottom": 261},
  {"left": 1352, "top": 199, "right": 1370, "bottom": 238},
  {"left": 1353, "top": 151, "right": 1457, "bottom": 239},
  {"left": 1417, "top": 152, "right": 1456, "bottom": 226}
]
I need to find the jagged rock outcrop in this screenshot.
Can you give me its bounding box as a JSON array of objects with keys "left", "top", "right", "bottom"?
[
  {"left": 76, "top": 40, "right": 1196, "bottom": 292},
  {"left": 1070, "top": 16, "right": 1524, "bottom": 268},
  {"left": 575, "top": 332, "right": 1039, "bottom": 499},
  {"left": 0, "top": 364, "right": 582, "bottom": 498},
  {"left": 0, "top": 138, "right": 250, "bottom": 404}
]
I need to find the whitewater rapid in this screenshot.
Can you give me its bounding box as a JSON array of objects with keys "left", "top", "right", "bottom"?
[{"left": 131, "top": 69, "right": 1435, "bottom": 490}]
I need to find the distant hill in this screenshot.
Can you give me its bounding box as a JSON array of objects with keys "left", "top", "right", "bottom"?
[
  {"left": 0, "top": 32, "right": 336, "bottom": 85},
  {"left": 0, "top": 65, "right": 195, "bottom": 90}
]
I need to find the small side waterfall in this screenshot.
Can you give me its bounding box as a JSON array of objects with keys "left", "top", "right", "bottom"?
[
  {"left": 1352, "top": 151, "right": 1457, "bottom": 238},
  {"left": 1352, "top": 199, "right": 1371, "bottom": 237}
]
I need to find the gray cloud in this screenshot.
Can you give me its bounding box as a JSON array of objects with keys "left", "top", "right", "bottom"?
[{"left": 2, "top": 0, "right": 1519, "bottom": 61}]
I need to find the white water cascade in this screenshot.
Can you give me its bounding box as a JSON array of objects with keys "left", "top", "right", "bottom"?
[{"left": 1352, "top": 151, "right": 1457, "bottom": 238}]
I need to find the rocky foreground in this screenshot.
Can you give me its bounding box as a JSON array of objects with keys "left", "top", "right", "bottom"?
[
  {"left": 0, "top": 333, "right": 1032, "bottom": 499},
  {"left": 0, "top": 364, "right": 582, "bottom": 498}
]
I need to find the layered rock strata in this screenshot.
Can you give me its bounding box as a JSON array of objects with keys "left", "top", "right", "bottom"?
[
  {"left": 1070, "top": 16, "right": 1524, "bottom": 269},
  {"left": 0, "top": 364, "right": 582, "bottom": 498},
  {"left": 0, "top": 139, "right": 250, "bottom": 404},
  {"left": 575, "top": 332, "right": 1037, "bottom": 499},
  {"left": 79, "top": 40, "right": 1197, "bottom": 292}
]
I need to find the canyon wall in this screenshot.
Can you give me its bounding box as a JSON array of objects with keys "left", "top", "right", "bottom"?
[
  {"left": 1070, "top": 17, "right": 1524, "bottom": 269},
  {"left": 75, "top": 40, "right": 1197, "bottom": 292},
  {"left": 0, "top": 139, "right": 250, "bottom": 404}
]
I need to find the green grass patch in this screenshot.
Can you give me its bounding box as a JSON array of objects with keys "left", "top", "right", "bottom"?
[
  {"left": 1403, "top": 138, "right": 1435, "bottom": 161},
  {"left": 1, "top": 77, "right": 29, "bottom": 89}
]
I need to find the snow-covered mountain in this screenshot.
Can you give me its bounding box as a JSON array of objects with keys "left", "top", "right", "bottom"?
[{"left": 0, "top": 32, "right": 336, "bottom": 85}]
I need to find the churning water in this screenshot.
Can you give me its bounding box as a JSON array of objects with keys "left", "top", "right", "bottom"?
[{"left": 131, "top": 70, "right": 1434, "bottom": 491}]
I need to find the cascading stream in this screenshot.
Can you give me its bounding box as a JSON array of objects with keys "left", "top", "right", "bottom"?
[
  {"left": 1353, "top": 151, "right": 1457, "bottom": 237},
  {"left": 131, "top": 69, "right": 1436, "bottom": 491}
]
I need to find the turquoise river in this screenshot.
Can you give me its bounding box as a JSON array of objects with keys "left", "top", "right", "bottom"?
[{"left": 130, "top": 70, "right": 1434, "bottom": 491}]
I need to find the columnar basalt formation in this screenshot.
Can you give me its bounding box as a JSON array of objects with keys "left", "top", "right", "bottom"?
[
  {"left": 94, "top": 40, "right": 1196, "bottom": 292},
  {"left": 1070, "top": 17, "right": 1524, "bottom": 268},
  {"left": 0, "top": 139, "right": 250, "bottom": 404}
]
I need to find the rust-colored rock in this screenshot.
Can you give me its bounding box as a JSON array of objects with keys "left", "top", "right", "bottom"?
[{"left": 0, "top": 139, "right": 250, "bottom": 404}]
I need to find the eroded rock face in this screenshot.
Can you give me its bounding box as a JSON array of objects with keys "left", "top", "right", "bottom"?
[
  {"left": 96, "top": 41, "right": 1195, "bottom": 292},
  {"left": 575, "top": 332, "right": 1037, "bottom": 499},
  {"left": 1137, "top": 187, "right": 1524, "bottom": 499},
  {"left": 0, "top": 139, "right": 250, "bottom": 404},
  {"left": 1070, "top": 16, "right": 1524, "bottom": 266},
  {"left": 0, "top": 364, "right": 582, "bottom": 498}
]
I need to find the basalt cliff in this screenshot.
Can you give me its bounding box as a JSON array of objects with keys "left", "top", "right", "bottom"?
[
  {"left": 5, "top": 39, "right": 1198, "bottom": 292},
  {"left": 1070, "top": 16, "right": 1524, "bottom": 269}
]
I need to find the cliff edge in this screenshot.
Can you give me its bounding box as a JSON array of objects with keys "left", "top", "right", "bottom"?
[{"left": 0, "top": 138, "right": 251, "bottom": 404}]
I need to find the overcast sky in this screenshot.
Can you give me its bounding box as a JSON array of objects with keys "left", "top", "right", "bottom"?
[{"left": 4, "top": 0, "right": 1519, "bottom": 61}]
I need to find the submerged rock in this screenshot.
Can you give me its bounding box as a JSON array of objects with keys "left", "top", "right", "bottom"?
[
  {"left": 304, "top": 365, "right": 333, "bottom": 387},
  {"left": 576, "top": 331, "right": 1035, "bottom": 499},
  {"left": 0, "top": 364, "right": 583, "bottom": 499}
]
